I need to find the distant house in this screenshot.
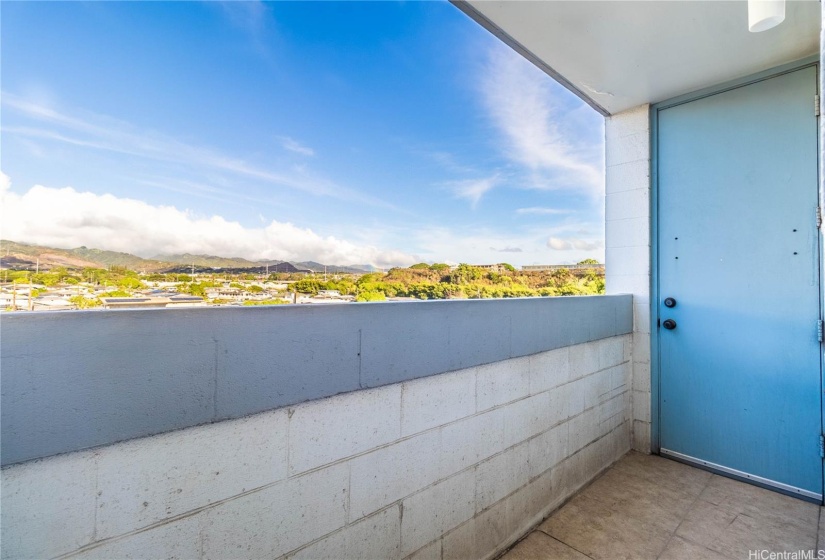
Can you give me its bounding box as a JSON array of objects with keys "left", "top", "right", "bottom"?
[
  {"left": 472, "top": 264, "right": 505, "bottom": 273},
  {"left": 316, "top": 290, "right": 342, "bottom": 298},
  {"left": 522, "top": 264, "right": 605, "bottom": 272},
  {"left": 205, "top": 287, "right": 243, "bottom": 298},
  {"left": 99, "top": 295, "right": 206, "bottom": 309}
]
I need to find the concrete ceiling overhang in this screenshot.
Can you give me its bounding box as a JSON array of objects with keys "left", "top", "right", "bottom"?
[{"left": 455, "top": 0, "right": 821, "bottom": 116}]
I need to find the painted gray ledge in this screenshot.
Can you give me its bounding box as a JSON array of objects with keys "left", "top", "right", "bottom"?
[{"left": 0, "top": 295, "right": 632, "bottom": 466}]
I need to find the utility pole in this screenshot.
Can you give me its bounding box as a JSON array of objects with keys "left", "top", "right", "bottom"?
[{"left": 191, "top": 262, "right": 195, "bottom": 277}]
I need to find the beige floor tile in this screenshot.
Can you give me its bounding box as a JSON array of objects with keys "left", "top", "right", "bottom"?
[
  {"left": 501, "top": 532, "right": 591, "bottom": 560},
  {"left": 676, "top": 496, "right": 817, "bottom": 559},
  {"left": 532, "top": 452, "right": 819, "bottom": 560},
  {"left": 699, "top": 475, "right": 819, "bottom": 536},
  {"left": 539, "top": 493, "right": 671, "bottom": 560},
  {"left": 582, "top": 466, "right": 696, "bottom": 531},
  {"left": 658, "top": 536, "right": 730, "bottom": 560},
  {"left": 611, "top": 452, "right": 712, "bottom": 498}
]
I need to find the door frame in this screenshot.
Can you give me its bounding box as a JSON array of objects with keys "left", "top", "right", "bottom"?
[{"left": 649, "top": 56, "right": 822, "bottom": 491}]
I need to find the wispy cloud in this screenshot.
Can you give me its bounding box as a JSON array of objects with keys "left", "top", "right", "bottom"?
[
  {"left": 480, "top": 45, "right": 604, "bottom": 195},
  {"left": 405, "top": 219, "right": 603, "bottom": 266},
  {"left": 547, "top": 236, "right": 603, "bottom": 251},
  {"left": 218, "top": 1, "right": 267, "bottom": 31},
  {"left": 423, "top": 150, "right": 476, "bottom": 175},
  {"left": 279, "top": 136, "right": 315, "bottom": 157},
  {"left": 447, "top": 175, "right": 499, "bottom": 208},
  {"left": 216, "top": 1, "right": 271, "bottom": 55},
  {"left": 0, "top": 173, "right": 416, "bottom": 268},
  {"left": 515, "top": 207, "right": 571, "bottom": 216},
  {"left": 2, "top": 93, "right": 394, "bottom": 209}
]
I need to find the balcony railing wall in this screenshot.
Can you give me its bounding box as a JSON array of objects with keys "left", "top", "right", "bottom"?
[{"left": 1, "top": 296, "right": 632, "bottom": 559}]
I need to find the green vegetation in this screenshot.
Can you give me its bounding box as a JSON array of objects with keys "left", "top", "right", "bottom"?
[
  {"left": 2, "top": 254, "right": 604, "bottom": 313},
  {"left": 338, "top": 261, "right": 604, "bottom": 301},
  {"left": 286, "top": 263, "right": 605, "bottom": 301},
  {"left": 356, "top": 291, "right": 386, "bottom": 302},
  {"left": 242, "top": 299, "right": 290, "bottom": 306},
  {"left": 100, "top": 289, "right": 132, "bottom": 298},
  {"left": 69, "top": 295, "right": 101, "bottom": 309},
  {"left": 292, "top": 277, "right": 356, "bottom": 296}
]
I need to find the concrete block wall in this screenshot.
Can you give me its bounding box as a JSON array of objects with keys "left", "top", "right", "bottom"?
[
  {"left": 604, "top": 104, "right": 653, "bottom": 453},
  {"left": 1, "top": 335, "right": 632, "bottom": 560}
]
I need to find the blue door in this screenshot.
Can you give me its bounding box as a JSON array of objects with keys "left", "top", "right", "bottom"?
[{"left": 657, "top": 65, "right": 822, "bottom": 500}]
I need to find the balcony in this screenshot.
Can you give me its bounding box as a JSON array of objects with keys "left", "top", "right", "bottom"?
[{"left": 2, "top": 1, "right": 823, "bottom": 559}]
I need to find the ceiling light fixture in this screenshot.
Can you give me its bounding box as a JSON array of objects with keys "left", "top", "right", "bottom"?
[{"left": 748, "top": 0, "right": 785, "bottom": 32}]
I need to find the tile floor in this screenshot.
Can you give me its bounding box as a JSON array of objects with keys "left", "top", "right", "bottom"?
[{"left": 501, "top": 451, "right": 824, "bottom": 560}]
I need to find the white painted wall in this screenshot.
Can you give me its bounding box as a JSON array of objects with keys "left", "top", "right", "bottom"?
[
  {"left": 1, "top": 335, "right": 632, "bottom": 560},
  {"left": 604, "top": 105, "right": 652, "bottom": 453}
]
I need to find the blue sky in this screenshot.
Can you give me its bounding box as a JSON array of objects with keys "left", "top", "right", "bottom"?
[{"left": 1, "top": 1, "right": 605, "bottom": 267}]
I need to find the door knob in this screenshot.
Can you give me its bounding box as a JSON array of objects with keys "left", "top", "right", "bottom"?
[
  {"left": 663, "top": 319, "right": 677, "bottom": 330},
  {"left": 664, "top": 297, "right": 677, "bottom": 308}
]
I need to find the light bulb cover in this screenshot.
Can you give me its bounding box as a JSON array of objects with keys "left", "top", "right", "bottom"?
[{"left": 748, "top": 0, "right": 785, "bottom": 32}]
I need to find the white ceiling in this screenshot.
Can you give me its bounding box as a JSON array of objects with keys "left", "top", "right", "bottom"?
[{"left": 458, "top": 0, "right": 821, "bottom": 115}]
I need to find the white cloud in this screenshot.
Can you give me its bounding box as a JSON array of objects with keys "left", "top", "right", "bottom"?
[
  {"left": 216, "top": 1, "right": 271, "bottom": 55},
  {"left": 547, "top": 236, "right": 603, "bottom": 251},
  {"left": 1, "top": 93, "right": 392, "bottom": 209},
  {"left": 448, "top": 176, "right": 499, "bottom": 208},
  {"left": 408, "top": 222, "right": 601, "bottom": 266},
  {"left": 480, "top": 46, "right": 604, "bottom": 195},
  {"left": 515, "top": 207, "right": 571, "bottom": 216},
  {"left": 0, "top": 175, "right": 416, "bottom": 268},
  {"left": 279, "top": 136, "right": 315, "bottom": 157},
  {"left": 219, "top": 0, "right": 268, "bottom": 32}
]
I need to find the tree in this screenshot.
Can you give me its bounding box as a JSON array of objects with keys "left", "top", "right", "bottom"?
[
  {"left": 409, "top": 263, "right": 430, "bottom": 270},
  {"left": 578, "top": 259, "right": 600, "bottom": 265},
  {"left": 501, "top": 263, "right": 516, "bottom": 272},
  {"left": 356, "top": 291, "right": 386, "bottom": 302},
  {"left": 293, "top": 278, "right": 321, "bottom": 295},
  {"left": 69, "top": 295, "right": 101, "bottom": 309},
  {"left": 447, "top": 264, "right": 482, "bottom": 285},
  {"left": 243, "top": 299, "right": 289, "bottom": 306},
  {"left": 100, "top": 289, "right": 131, "bottom": 298},
  {"left": 117, "top": 277, "right": 145, "bottom": 290}
]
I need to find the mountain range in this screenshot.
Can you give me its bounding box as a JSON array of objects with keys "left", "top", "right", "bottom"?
[{"left": 0, "top": 240, "right": 375, "bottom": 274}]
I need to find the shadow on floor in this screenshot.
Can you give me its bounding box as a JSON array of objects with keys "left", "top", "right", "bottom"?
[{"left": 500, "top": 451, "right": 824, "bottom": 560}]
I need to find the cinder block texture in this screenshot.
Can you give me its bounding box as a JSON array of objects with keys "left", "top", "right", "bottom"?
[
  {"left": 288, "top": 506, "right": 401, "bottom": 560},
  {"left": 288, "top": 385, "right": 401, "bottom": 475},
  {"left": 69, "top": 515, "right": 203, "bottom": 560},
  {"left": 96, "top": 409, "right": 289, "bottom": 540},
  {"left": 401, "top": 369, "right": 476, "bottom": 436},
  {"left": 2, "top": 335, "right": 632, "bottom": 560},
  {"left": 200, "top": 463, "right": 349, "bottom": 559},
  {"left": 605, "top": 104, "right": 653, "bottom": 453},
  {"left": 1, "top": 451, "right": 97, "bottom": 559},
  {"left": 400, "top": 469, "right": 475, "bottom": 557}
]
